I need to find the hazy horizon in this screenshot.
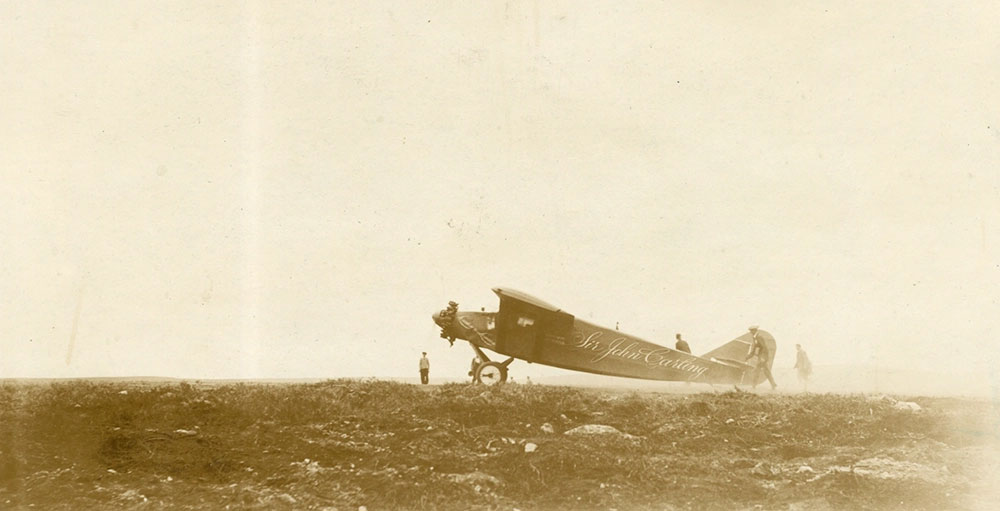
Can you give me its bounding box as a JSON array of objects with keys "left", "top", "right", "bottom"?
[
  {"left": 2, "top": 364, "right": 995, "bottom": 401},
  {"left": 3, "top": 2, "right": 999, "bottom": 394}
]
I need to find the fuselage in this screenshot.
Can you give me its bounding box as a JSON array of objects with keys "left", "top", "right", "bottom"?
[{"left": 434, "top": 309, "right": 759, "bottom": 384}]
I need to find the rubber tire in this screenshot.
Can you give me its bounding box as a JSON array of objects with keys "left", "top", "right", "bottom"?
[{"left": 475, "top": 361, "right": 508, "bottom": 386}]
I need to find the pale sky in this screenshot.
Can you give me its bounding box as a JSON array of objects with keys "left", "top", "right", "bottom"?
[{"left": 2, "top": 2, "right": 999, "bottom": 385}]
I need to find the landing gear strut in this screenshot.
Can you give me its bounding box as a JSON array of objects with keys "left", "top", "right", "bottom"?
[{"left": 469, "top": 345, "right": 514, "bottom": 386}]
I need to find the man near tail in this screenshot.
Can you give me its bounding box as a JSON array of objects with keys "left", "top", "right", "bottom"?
[
  {"left": 794, "top": 344, "right": 812, "bottom": 391},
  {"left": 674, "top": 333, "right": 692, "bottom": 354},
  {"left": 745, "top": 326, "right": 777, "bottom": 390}
]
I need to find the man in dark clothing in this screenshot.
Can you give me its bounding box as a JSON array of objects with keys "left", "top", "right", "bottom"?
[
  {"left": 469, "top": 356, "right": 481, "bottom": 382},
  {"left": 745, "top": 326, "right": 777, "bottom": 390},
  {"left": 419, "top": 352, "right": 430, "bottom": 384},
  {"left": 674, "top": 333, "right": 691, "bottom": 354}
]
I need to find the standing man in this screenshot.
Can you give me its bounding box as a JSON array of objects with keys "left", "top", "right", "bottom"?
[
  {"left": 674, "top": 333, "right": 691, "bottom": 354},
  {"left": 745, "top": 325, "right": 777, "bottom": 390},
  {"left": 469, "top": 356, "right": 481, "bottom": 383},
  {"left": 794, "top": 344, "right": 813, "bottom": 391},
  {"left": 419, "top": 352, "right": 430, "bottom": 385}
]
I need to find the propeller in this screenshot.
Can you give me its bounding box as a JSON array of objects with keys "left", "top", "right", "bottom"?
[{"left": 432, "top": 301, "right": 459, "bottom": 346}]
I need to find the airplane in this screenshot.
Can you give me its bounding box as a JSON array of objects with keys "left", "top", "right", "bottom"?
[{"left": 432, "top": 287, "right": 776, "bottom": 387}]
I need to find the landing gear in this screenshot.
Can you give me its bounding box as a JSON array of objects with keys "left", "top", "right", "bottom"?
[
  {"left": 469, "top": 345, "right": 514, "bottom": 386},
  {"left": 475, "top": 361, "right": 507, "bottom": 386}
]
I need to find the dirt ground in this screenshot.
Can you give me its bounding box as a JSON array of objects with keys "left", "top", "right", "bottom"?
[{"left": 1, "top": 379, "right": 997, "bottom": 510}]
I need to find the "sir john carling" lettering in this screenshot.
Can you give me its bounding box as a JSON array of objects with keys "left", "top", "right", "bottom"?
[{"left": 574, "top": 331, "right": 709, "bottom": 379}]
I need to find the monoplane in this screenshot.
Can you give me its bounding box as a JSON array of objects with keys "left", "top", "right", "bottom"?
[{"left": 432, "top": 287, "right": 776, "bottom": 386}]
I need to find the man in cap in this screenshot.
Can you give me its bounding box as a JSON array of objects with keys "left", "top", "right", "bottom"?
[
  {"left": 674, "top": 333, "right": 692, "bottom": 354},
  {"left": 745, "top": 325, "right": 777, "bottom": 390},
  {"left": 419, "top": 352, "right": 430, "bottom": 384}
]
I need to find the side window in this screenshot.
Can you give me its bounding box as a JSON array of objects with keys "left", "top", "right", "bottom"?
[{"left": 517, "top": 316, "right": 535, "bottom": 327}]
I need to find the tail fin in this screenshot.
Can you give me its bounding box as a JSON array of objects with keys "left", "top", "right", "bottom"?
[{"left": 701, "top": 330, "right": 777, "bottom": 385}]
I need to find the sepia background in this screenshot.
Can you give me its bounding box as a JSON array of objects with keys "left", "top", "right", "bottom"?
[{"left": 2, "top": 2, "right": 998, "bottom": 394}]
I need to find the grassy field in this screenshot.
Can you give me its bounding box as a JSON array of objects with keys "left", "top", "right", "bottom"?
[{"left": 1, "top": 380, "right": 997, "bottom": 510}]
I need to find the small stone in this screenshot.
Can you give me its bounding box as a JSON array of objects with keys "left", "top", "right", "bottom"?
[
  {"left": 750, "top": 462, "right": 780, "bottom": 478},
  {"left": 524, "top": 442, "right": 538, "bottom": 453},
  {"left": 893, "top": 401, "right": 922, "bottom": 412},
  {"left": 540, "top": 423, "right": 555, "bottom": 434},
  {"left": 564, "top": 424, "right": 635, "bottom": 438},
  {"left": 445, "top": 471, "right": 501, "bottom": 487}
]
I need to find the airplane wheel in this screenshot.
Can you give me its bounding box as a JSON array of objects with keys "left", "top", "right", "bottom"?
[{"left": 475, "top": 361, "right": 507, "bottom": 386}]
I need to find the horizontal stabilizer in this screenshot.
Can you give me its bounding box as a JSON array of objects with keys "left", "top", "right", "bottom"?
[{"left": 701, "top": 330, "right": 776, "bottom": 369}]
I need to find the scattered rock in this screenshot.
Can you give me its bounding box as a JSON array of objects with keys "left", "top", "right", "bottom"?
[
  {"left": 866, "top": 394, "right": 896, "bottom": 404},
  {"left": 119, "top": 489, "right": 147, "bottom": 503},
  {"left": 524, "top": 442, "right": 538, "bottom": 453},
  {"left": 277, "top": 493, "right": 296, "bottom": 504},
  {"left": 564, "top": 424, "right": 635, "bottom": 438},
  {"left": 445, "top": 471, "right": 502, "bottom": 487},
  {"left": 850, "top": 457, "right": 946, "bottom": 482},
  {"left": 540, "top": 423, "right": 555, "bottom": 434},
  {"left": 893, "top": 401, "right": 922, "bottom": 412},
  {"left": 750, "top": 462, "right": 780, "bottom": 478},
  {"left": 788, "top": 497, "right": 834, "bottom": 511},
  {"left": 174, "top": 429, "right": 198, "bottom": 436},
  {"left": 118, "top": 390, "right": 128, "bottom": 395},
  {"left": 725, "top": 418, "right": 736, "bottom": 424},
  {"left": 292, "top": 459, "right": 327, "bottom": 476},
  {"left": 797, "top": 465, "right": 816, "bottom": 474}
]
